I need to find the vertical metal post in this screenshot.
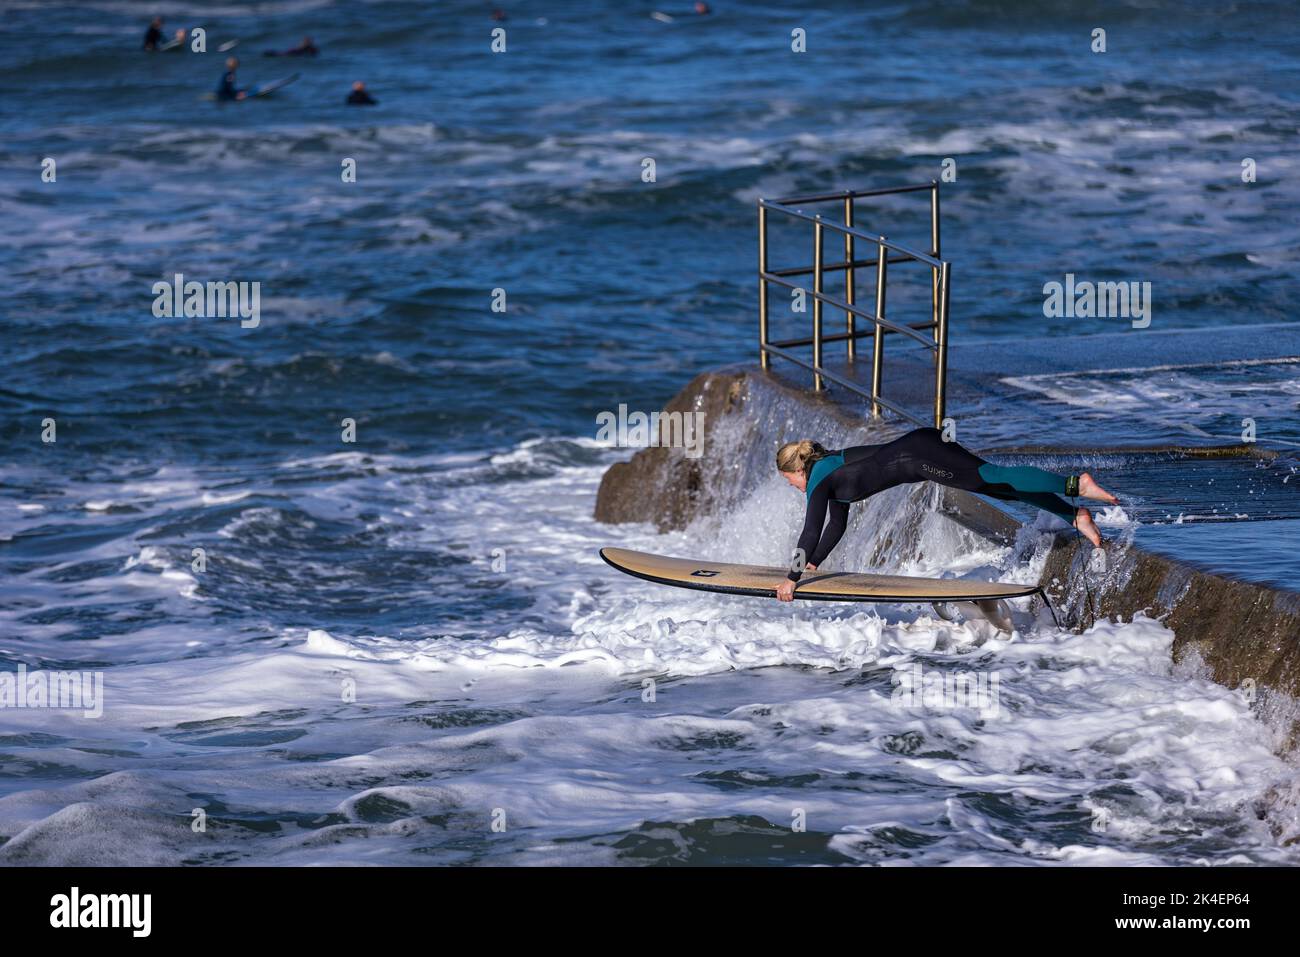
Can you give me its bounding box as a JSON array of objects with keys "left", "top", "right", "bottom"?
[
  {"left": 813, "top": 217, "right": 824, "bottom": 390},
  {"left": 934, "top": 261, "right": 950, "bottom": 428},
  {"left": 930, "top": 181, "right": 941, "bottom": 344},
  {"left": 758, "top": 202, "right": 769, "bottom": 370},
  {"left": 871, "top": 237, "right": 887, "bottom": 418},
  {"left": 843, "top": 194, "right": 856, "bottom": 361}
]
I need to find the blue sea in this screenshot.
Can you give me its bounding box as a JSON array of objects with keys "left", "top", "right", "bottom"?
[{"left": 1, "top": 0, "right": 1298, "bottom": 865}]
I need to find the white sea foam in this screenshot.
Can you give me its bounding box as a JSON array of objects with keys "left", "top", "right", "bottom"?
[{"left": 2, "top": 438, "right": 1295, "bottom": 864}]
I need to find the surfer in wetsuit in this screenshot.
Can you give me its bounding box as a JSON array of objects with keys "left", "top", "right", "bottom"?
[
  {"left": 346, "top": 81, "right": 377, "bottom": 105},
  {"left": 773, "top": 427, "right": 1118, "bottom": 601},
  {"left": 215, "top": 57, "right": 245, "bottom": 100},
  {"left": 143, "top": 16, "right": 164, "bottom": 51},
  {"left": 266, "top": 36, "right": 318, "bottom": 56}
]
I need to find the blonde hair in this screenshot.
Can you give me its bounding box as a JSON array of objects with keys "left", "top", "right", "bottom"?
[{"left": 776, "top": 439, "right": 830, "bottom": 475}]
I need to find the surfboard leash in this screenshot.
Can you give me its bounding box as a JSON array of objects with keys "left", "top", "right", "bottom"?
[{"left": 1035, "top": 587, "right": 1061, "bottom": 628}]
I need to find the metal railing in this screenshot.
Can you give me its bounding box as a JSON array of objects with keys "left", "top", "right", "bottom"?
[{"left": 758, "top": 182, "right": 950, "bottom": 428}]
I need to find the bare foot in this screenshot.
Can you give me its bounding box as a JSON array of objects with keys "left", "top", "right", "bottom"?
[
  {"left": 1074, "top": 506, "right": 1104, "bottom": 547},
  {"left": 1078, "top": 472, "right": 1118, "bottom": 505}
]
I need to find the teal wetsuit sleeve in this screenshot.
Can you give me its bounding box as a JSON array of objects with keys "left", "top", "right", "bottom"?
[{"left": 789, "top": 481, "right": 831, "bottom": 582}]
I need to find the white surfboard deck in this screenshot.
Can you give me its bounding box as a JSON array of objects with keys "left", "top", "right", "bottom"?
[{"left": 600, "top": 547, "right": 1040, "bottom": 603}]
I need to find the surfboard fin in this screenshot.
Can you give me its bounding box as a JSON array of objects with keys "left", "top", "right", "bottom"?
[
  {"left": 974, "top": 598, "right": 1013, "bottom": 634},
  {"left": 930, "top": 601, "right": 958, "bottom": 622},
  {"left": 931, "top": 599, "right": 1012, "bottom": 634}
]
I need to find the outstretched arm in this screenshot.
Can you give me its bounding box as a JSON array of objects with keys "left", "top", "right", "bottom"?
[
  {"left": 788, "top": 482, "right": 831, "bottom": 582},
  {"left": 809, "top": 500, "right": 850, "bottom": 568},
  {"left": 778, "top": 497, "right": 851, "bottom": 602}
]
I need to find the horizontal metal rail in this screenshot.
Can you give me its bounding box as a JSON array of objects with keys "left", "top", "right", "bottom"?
[
  {"left": 757, "top": 181, "right": 950, "bottom": 427},
  {"left": 762, "top": 345, "right": 930, "bottom": 428},
  {"left": 773, "top": 183, "right": 936, "bottom": 205},
  {"left": 766, "top": 252, "right": 921, "bottom": 278},
  {"left": 761, "top": 272, "right": 936, "bottom": 348},
  {"left": 767, "top": 320, "right": 938, "bottom": 349},
  {"left": 757, "top": 200, "right": 943, "bottom": 270}
]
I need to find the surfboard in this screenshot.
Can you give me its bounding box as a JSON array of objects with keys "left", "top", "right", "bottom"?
[
  {"left": 599, "top": 547, "right": 1041, "bottom": 603},
  {"left": 201, "top": 73, "right": 297, "bottom": 102},
  {"left": 247, "top": 73, "right": 299, "bottom": 97}
]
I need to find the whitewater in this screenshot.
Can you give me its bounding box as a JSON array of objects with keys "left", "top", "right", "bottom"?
[{"left": 0, "top": 436, "right": 1295, "bottom": 865}]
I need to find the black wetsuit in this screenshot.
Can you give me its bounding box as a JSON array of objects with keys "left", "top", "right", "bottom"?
[
  {"left": 143, "top": 25, "right": 163, "bottom": 51},
  {"left": 267, "top": 42, "right": 318, "bottom": 57},
  {"left": 346, "top": 89, "right": 377, "bottom": 105},
  {"left": 788, "top": 427, "right": 1078, "bottom": 581},
  {"left": 215, "top": 69, "right": 240, "bottom": 101}
]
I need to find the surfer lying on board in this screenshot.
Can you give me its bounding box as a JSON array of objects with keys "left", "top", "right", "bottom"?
[
  {"left": 773, "top": 427, "right": 1118, "bottom": 602},
  {"left": 265, "top": 36, "right": 319, "bottom": 57}
]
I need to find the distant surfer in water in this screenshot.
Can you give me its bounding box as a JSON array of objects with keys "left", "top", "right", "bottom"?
[
  {"left": 216, "top": 57, "right": 245, "bottom": 101},
  {"left": 773, "top": 428, "right": 1118, "bottom": 601},
  {"left": 346, "top": 81, "right": 377, "bottom": 105},
  {"left": 143, "top": 16, "right": 164, "bottom": 51},
  {"left": 652, "top": 2, "right": 709, "bottom": 20},
  {"left": 266, "top": 36, "right": 319, "bottom": 57}
]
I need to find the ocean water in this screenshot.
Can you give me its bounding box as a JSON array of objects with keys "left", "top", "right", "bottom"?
[{"left": 1, "top": 0, "right": 1299, "bottom": 865}]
